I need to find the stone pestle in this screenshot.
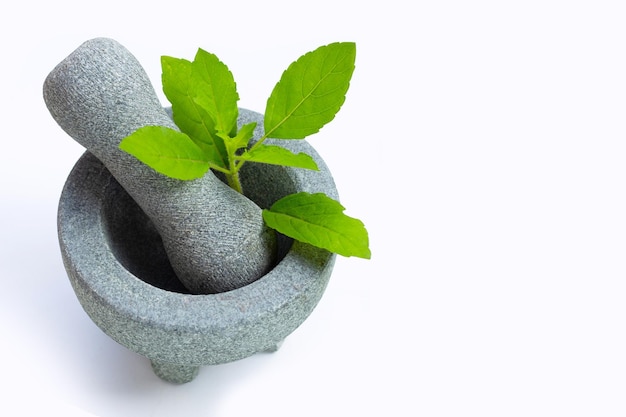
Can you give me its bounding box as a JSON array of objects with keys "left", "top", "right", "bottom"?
[{"left": 43, "top": 38, "right": 277, "bottom": 294}]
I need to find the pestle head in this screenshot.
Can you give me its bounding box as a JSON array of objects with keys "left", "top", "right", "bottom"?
[{"left": 44, "top": 38, "right": 277, "bottom": 294}]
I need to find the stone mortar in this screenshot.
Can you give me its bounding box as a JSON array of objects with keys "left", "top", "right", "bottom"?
[{"left": 58, "top": 108, "right": 338, "bottom": 383}]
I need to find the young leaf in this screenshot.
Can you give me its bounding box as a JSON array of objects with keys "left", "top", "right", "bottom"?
[
  {"left": 221, "top": 122, "right": 257, "bottom": 152},
  {"left": 240, "top": 145, "right": 318, "bottom": 170},
  {"left": 264, "top": 42, "right": 356, "bottom": 139},
  {"left": 119, "top": 126, "right": 210, "bottom": 180},
  {"left": 262, "top": 192, "right": 370, "bottom": 259},
  {"left": 191, "top": 48, "right": 239, "bottom": 136},
  {"left": 161, "top": 55, "right": 228, "bottom": 169}
]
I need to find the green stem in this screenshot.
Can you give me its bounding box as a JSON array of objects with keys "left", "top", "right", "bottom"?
[
  {"left": 222, "top": 127, "right": 274, "bottom": 194},
  {"left": 226, "top": 171, "right": 243, "bottom": 194},
  {"left": 225, "top": 131, "right": 272, "bottom": 193},
  {"left": 210, "top": 164, "right": 231, "bottom": 175},
  {"left": 225, "top": 147, "right": 244, "bottom": 193}
]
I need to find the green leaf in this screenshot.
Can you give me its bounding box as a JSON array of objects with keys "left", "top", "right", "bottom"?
[
  {"left": 240, "top": 145, "right": 318, "bottom": 170},
  {"left": 119, "top": 126, "right": 210, "bottom": 180},
  {"left": 161, "top": 55, "right": 228, "bottom": 169},
  {"left": 191, "top": 48, "right": 239, "bottom": 136},
  {"left": 263, "top": 192, "right": 370, "bottom": 258},
  {"left": 222, "top": 122, "right": 257, "bottom": 152},
  {"left": 264, "top": 42, "right": 356, "bottom": 139}
]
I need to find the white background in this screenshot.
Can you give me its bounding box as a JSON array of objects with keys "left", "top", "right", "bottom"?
[{"left": 2, "top": 1, "right": 626, "bottom": 415}]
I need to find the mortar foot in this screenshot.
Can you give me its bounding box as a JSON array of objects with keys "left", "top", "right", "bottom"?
[
  {"left": 150, "top": 360, "right": 200, "bottom": 384},
  {"left": 264, "top": 340, "right": 284, "bottom": 353}
]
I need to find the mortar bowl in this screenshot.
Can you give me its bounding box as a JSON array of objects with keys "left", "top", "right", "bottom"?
[{"left": 57, "top": 109, "right": 338, "bottom": 383}]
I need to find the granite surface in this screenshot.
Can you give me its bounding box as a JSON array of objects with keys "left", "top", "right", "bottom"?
[{"left": 44, "top": 37, "right": 276, "bottom": 294}]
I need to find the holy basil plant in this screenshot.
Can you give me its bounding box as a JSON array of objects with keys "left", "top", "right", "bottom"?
[{"left": 120, "top": 42, "right": 370, "bottom": 259}]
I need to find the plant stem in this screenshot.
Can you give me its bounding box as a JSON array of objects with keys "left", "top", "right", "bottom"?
[
  {"left": 226, "top": 149, "right": 244, "bottom": 194},
  {"left": 223, "top": 127, "right": 274, "bottom": 194},
  {"left": 226, "top": 171, "right": 243, "bottom": 194}
]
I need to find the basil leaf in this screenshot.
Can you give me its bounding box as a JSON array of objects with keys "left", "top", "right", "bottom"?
[
  {"left": 119, "top": 126, "right": 210, "bottom": 180},
  {"left": 263, "top": 192, "right": 370, "bottom": 259},
  {"left": 161, "top": 55, "right": 228, "bottom": 169},
  {"left": 239, "top": 145, "right": 318, "bottom": 170},
  {"left": 264, "top": 42, "right": 356, "bottom": 139},
  {"left": 191, "top": 48, "right": 240, "bottom": 137}
]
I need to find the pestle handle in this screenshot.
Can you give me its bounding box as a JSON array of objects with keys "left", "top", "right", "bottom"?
[
  {"left": 43, "top": 38, "right": 176, "bottom": 157},
  {"left": 44, "top": 38, "right": 276, "bottom": 294}
]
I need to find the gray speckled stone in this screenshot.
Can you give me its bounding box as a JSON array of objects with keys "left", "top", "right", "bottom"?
[
  {"left": 58, "top": 109, "right": 338, "bottom": 383},
  {"left": 44, "top": 37, "right": 276, "bottom": 294}
]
